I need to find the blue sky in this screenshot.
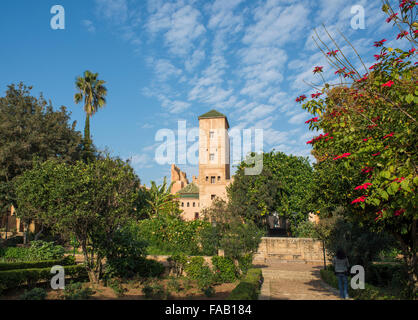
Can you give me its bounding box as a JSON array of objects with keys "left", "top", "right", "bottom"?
[{"left": 0, "top": 0, "right": 411, "bottom": 186}]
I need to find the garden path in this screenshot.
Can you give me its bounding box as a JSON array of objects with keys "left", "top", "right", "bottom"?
[{"left": 256, "top": 261, "right": 341, "bottom": 300}]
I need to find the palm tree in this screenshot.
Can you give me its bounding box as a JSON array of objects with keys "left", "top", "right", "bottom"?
[
  {"left": 74, "top": 71, "right": 107, "bottom": 161},
  {"left": 146, "top": 177, "right": 178, "bottom": 217}
]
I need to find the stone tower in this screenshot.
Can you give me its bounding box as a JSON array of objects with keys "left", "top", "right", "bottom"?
[{"left": 198, "top": 110, "right": 231, "bottom": 210}]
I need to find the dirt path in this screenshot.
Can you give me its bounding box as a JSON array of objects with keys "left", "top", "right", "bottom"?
[{"left": 257, "top": 261, "right": 341, "bottom": 300}]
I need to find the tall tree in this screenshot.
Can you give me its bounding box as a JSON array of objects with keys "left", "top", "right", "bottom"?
[
  {"left": 143, "top": 177, "right": 179, "bottom": 218},
  {"left": 74, "top": 70, "right": 107, "bottom": 162},
  {"left": 0, "top": 83, "right": 82, "bottom": 213}
]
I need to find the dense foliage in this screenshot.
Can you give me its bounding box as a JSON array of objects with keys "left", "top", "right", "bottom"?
[
  {"left": 228, "top": 151, "right": 314, "bottom": 229},
  {"left": 0, "top": 83, "right": 82, "bottom": 213},
  {"left": 15, "top": 157, "right": 140, "bottom": 283},
  {"left": 298, "top": 1, "right": 417, "bottom": 296}
]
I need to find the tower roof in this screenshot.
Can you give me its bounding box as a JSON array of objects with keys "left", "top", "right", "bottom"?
[
  {"left": 178, "top": 183, "right": 199, "bottom": 198},
  {"left": 198, "top": 109, "right": 229, "bottom": 128}
]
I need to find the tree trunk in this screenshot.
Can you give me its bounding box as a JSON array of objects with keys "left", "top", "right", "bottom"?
[
  {"left": 84, "top": 113, "right": 90, "bottom": 140},
  {"left": 34, "top": 224, "right": 44, "bottom": 241}
]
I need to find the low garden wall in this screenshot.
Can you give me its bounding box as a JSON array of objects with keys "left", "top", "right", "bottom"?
[{"left": 253, "top": 237, "right": 326, "bottom": 264}]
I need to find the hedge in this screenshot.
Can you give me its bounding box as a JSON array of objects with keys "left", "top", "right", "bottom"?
[
  {"left": 0, "top": 264, "right": 88, "bottom": 294},
  {"left": 228, "top": 268, "right": 263, "bottom": 300},
  {"left": 0, "top": 256, "right": 76, "bottom": 271},
  {"left": 320, "top": 269, "right": 399, "bottom": 300}
]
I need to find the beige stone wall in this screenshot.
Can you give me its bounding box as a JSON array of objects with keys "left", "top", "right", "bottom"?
[
  {"left": 179, "top": 198, "right": 200, "bottom": 221},
  {"left": 170, "top": 164, "right": 189, "bottom": 194},
  {"left": 254, "top": 237, "right": 326, "bottom": 263}
]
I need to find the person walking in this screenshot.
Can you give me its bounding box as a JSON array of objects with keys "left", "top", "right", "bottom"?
[{"left": 333, "top": 249, "right": 350, "bottom": 299}]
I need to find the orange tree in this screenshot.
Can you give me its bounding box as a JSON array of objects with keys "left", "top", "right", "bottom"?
[{"left": 298, "top": 1, "right": 417, "bottom": 296}]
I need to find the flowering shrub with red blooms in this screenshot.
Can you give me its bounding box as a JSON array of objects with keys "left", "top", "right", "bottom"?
[
  {"left": 313, "top": 66, "right": 323, "bottom": 74},
  {"left": 304, "top": 117, "right": 318, "bottom": 124},
  {"left": 374, "top": 39, "right": 387, "bottom": 47},
  {"left": 327, "top": 50, "right": 338, "bottom": 56},
  {"left": 299, "top": 1, "right": 417, "bottom": 295},
  {"left": 295, "top": 95, "right": 307, "bottom": 103}
]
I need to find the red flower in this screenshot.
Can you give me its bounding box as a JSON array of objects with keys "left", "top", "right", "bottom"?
[
  {"left": 354, "top": 183, "right": 372, "bottom": 190},
  {"left": 311, "top": 92, "right": 323, "bottom": 98},
  {"left": 351, "top": 195, "right": 367, "bottom": 204},
  {"left": 363, "top": 137, "right": 372, "bottom": 142},
  {"left": 296, "top": 95, "right": 307, "bottom": 103},
  {"left": 383, "top": 132, "right": 394, "bottom": 139},
  {"left": 306, "top": 139, "right": 314, "bottom": 144},
  {"left": 394, "top": 209, "right": 405, "bottom": 216},
  {"left": 333, "top": 153, "right": 351, "bottom": 160},
  {"left": 367, "top": 124, "right": 378, "bottom": 129},
  {"left": 335, "top": 67, "right": 346, "bottom": 75},
  {"left": 396, "top": 31, "right": 408, "bottom": 40},
  {"left": 369, "top": 63, "right": 381, "bottom": 70},
  {"left": 372, "top": 152, "right": 381, "bottom": 156},
  {"left": 381, "top": 80, "right": 394, "bottom": 87},
  {"left": 356, "top": 74, "right": 368, "bottom": 82},
  {"left": 313, "top": 66, "right": 324, "bottom": 74},
  {"left": 392, "top": 177, "right": 405, "bottom": 183},
  {"left": 305, "top": 117, "right": 319, "bottom": 124},
  {"left": 400, "top": 0, "right": 416, "bottom": 9},
  {"left": 386, "top": 13, "right": 398, "bottom": 23},
  {"left": 374, "top": 53, "right": 387, "bottom": 60},
  {"left": 327, "top": 50, "right": 338, "bottom": 56},
  {"left": 373, "top": 39, "right": 387, "bottom": 47},
  {"left": 361, "top": 167, "right": 374, "bottom": 173},
  {"left": 344, "top": 71, "right": 356, "bottom": 78}
]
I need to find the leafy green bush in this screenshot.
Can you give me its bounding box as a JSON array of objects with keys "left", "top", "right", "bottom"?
[
  {"left": 184, "top": 256, "right": 214, "bottom": 290},
  {"left": 142, "top": 283, "right": 168, "bottom": 300},
  {"left": 167, "top": 253, "right": 188, "bottom": 277},
  {"left": 136, "top": 259, "right": 165, "bottom": 278},
  {"left": 228, "top": 268, "right": 263, "bottom": 300},
  {"left": 27, "top": 241, "right": 65, "bottom": 261},
  {"left": 19, "top": 287, "right": 47, "bottom": 300},
  {"left": 0, "top": 241, "right": 65, "bottom": 262},
  {"left": 320, "top": 269, "right": 399, "bottom": 300},
  {"left": 64, "top": 282, "right": 94, "bottom": 300},
  {"left": 101, "top": 222, "right": 148, "bottom": 279},
  {"left": 0, "top": 255, "right": 75, "bottom": 271},
  {"left": 108, "top": 279, "right": 127, "bottom": 297},
  {"left": 137, "top": 216, "right": 212, "bottom": 255},
  {"left": 211, "top": 256, "right": 237, "bottom": 283},
  {"left": 237, "top": 253, "right": 253, "bottom": 275},
  {"left": 291, "top": 220, "right": 318, "bottom": 238},
  {"left": 167, "top": 277, "right": 182, "bottom": 293},
  {"left": 0, "top": 264, "right": 87, "bottom": 292}
]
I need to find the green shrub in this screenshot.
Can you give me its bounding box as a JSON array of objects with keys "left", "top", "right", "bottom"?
[
  {"left": 1, "top": 241, "right": 65, "bottom": 262},
  {"left": 0, "top": 255, "right": 75, "bottom": 271},
  {"left": 64, "top": 282, "right": 94, "bottom": 300},
  {"left": 1, "top": 247, "right": 29, "bottom": 262},
  {"left": 101, "top": 222, "right": 148, "bottom": 279},
  {"left": 108, "top": 279, "right": 127, "bottom": 297},
  {"left": 211, "top": 256, "right": 237, "bottom": 283},
  {"left": 19, "top": 287, "right": 47, "bottom": 300},
  {"left": 136, "top": 259, "right": 165, "bottom": 278},
  {"left": 228, "top": 268, "right": 263, "bottom": 300},
  {"left": 291, "top": 220, "right": 318, "bottom": 238},
  {"left": 167, "top": 253, "right": 188, "bottom": 277},
  {"left": 320, "top": 269, "right": 399, "bottom": 300},
  {"left": 203, "top": 286, "right": 215, "bottom": 298},
  {"left": 167, "top": 277, "right": 182, "bottom": 293},
  {"left": 0, "top": 264, "right": 87, "bottom": 292},
  {"left": 237, "top": 253, "right": 253, "bottom": 275},
  {"left": 142, "top": 283, "right": 168, "bottom": 300},
  {"left": 184, "top": 256, "right": 215, "bottom": 290},
  {"left": 27, "top": 241, "right": 65, "bottom": 261}
]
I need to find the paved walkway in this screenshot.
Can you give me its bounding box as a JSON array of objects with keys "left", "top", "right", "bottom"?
[{"left": 257, "top": 261, "right": 341, "bottom": 300}]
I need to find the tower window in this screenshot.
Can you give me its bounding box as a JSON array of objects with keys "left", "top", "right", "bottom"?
[
  {"left": 209, "top": 131, "right": 214, "bottom": 139},
  {"left": 218, "top": 176, "right": 221, "bottom": 181},
  {"left": 206, "top": 176, "right": 209, "bottom": 182},
  {"left": 181, "top": 202, "right": 184, "bottom": 207},
  {"left": 211, "top": 176, "right": 215, "bottom": 184},
  {"left": 210, "top": 153, "right": 215, "bottom": 161},
  {"left": 194, "top": 212, "right": 199, "bottom": 220},
  {"left": 193, "top": 202, "right": 195, "bottom": 207},
  {"left": 187, "top": 202, "right": 190, "bottom": 207}
]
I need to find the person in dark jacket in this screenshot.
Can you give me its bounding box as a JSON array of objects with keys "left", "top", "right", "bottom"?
[{"left": 333, "top": 249, "right": 350, "bottom": 299}]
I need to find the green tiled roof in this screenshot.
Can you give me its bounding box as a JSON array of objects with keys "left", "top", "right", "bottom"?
[
  {"left": 198, "top": 109, "right": 229, "bottom": 128},
  {"left": 178, "top": 183, "right": 199, "bottom": 195}
]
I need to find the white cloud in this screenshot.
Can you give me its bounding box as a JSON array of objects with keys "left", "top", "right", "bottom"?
[{"left": 81, "top": 20, "right": 96, "bottom": 33}]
